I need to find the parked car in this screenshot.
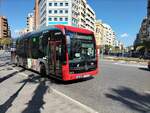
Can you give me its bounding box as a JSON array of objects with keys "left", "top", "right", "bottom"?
[{"left": 148, "top": 61, "right": 150, "bottom": 70}]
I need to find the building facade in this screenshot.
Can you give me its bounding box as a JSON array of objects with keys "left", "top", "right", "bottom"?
[
  {"left": 0, "top": 16, "right": 9, "bottom": 38},
  {"left": 39, "top": 0, "right": 78, "bottom": 27},
  {"left": 95, "top": 20, "right": 103, "bottom": 54},
  {"left": 114, "top": 40, "right": 124, "bottom": 50},
  {"left": 27, "top": 13, "right": 35, "bottom": 32},
  {"left": 8, "top": 26, "right": 11, "bottom": 38},
  {"left": 85, "top": 4, "right": 95, "bottom": 31},
  {"left": 95, "top": 20, "right": 117, "bottom": 54},
  {"left": 78, "top": 0, "right": 96, "bottom": 31},
  {"left": 35, "top": 0, "right": 40, "bottom": 30},
  {"left": 95, "top": 20, "right": 116, "bottom": 47},
  {"left": 102, "top": 23, "right": 116, "bottom": 47},
  {"left": 38, "top": 0, "right": 96, "bottom": 31}
]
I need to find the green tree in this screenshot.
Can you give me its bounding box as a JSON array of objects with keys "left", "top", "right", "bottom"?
[
  {"left": 112, "top": 46, "right": 120, "bottom": 54},
  {"left": 0, "top": 38, "right": 12, "bottom": 49},
  {"left": 104, "top": 45, "right": 112, "bottom": 54},
  {"left": 0, "top": 38, "right": 12, "bottom": 45},
  {"left": 143, "top": 40, "right": 150, "bottom": 49}
]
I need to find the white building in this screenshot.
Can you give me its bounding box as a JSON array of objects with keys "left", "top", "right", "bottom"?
[
  {"left": 39, "top": 0, "right": 96, "bottom": 31},
  {"left": 102, "top": 23, "right": 116, "bottom": 47},
  {"left": 27, "top": 13, "right": 35, "bottom": 32},
  {"left": 85, "top": 4, "right": 96, "bottom": 31},
  {"left": 39, "top": 0, "right": 79, "bottom": 27},
  {"left": 78, "top": 0, "right": 95, "bottom": 31},
  {"left": 114, "top": 40, "right": 124, "bottom": 50}
]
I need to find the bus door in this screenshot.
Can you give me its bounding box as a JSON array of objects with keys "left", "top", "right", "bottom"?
[{"left": 49, "top": 41, "right": 62, "bottom": 77}]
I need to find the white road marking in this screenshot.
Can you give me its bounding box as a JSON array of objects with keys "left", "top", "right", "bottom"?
[
  {"left": 52, "top": 88, "right": 99, "bottom": 113},
  {"left": 113, "top": 62, "right": 147, "bottom": 68}
]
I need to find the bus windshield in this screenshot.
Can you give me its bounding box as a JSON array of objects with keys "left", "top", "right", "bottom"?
[{"left": 66, "top": 31, "right": 96, "bottom": 63}]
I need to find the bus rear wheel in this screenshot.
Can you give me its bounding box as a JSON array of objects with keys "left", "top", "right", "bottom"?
[{"left": 40, "top": 64, "right": 46, "bottom": 77}]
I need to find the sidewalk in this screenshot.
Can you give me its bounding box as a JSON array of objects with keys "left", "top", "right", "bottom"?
[
  {"left": 102, "top": 55, "right": 148, "bottom": 65},
  {"left": 0, "top": 63, "right": 98, "bottom": 113}
]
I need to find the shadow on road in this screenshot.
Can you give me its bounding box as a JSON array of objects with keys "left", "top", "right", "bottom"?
[
  {"left": 0, "top": 74, "right": 51, "bottom": 113},
  {"left": 0, "top": 68, "right": 25, "bottom": 84},
  {"left": 21, "top": 77, "right": 50, "bottom": 113},
  {"left": 0, "top": 56, "right": 11, "bottom": 62},
  {"left": 0, "top": 62, "right": 10, "bottom": 67},
  {"left": 0, "top": 75, "right": 29, "bottom": 113},
  {"left": 139, "top": 67, "right": 150, "bottom": 72},
  {"left": 20, "top": 74, "right": 93, "bottom": 113},
  {"left": 10, "top": 63, "right": 94, "bottom": 85},
  {"left": 105, "top": 86, "right": 150, "bottom": 113},
  {"left": 20, "top": 75, "right": 52, "bottom": 113}
]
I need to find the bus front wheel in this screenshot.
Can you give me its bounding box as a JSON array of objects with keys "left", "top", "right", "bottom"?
[{"left": 40, "top": 64, "right": 46, "bottom": 77}]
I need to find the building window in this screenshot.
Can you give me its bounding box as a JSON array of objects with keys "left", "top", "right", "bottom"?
[
  {"left": 60, "top": 10, "right": 63, "bottom": 14},
  {"left": 49, "top": 17, "right": 52, "bottom": 21},
  {"left": 54, "top": 10, "right": 58, "bottom": 14},
  {"left": 49, "top": 3, "right": 52, "bottom": 6},
  {"left": 65, "top": 10, "right": 68, "bottom": 14},
  {"left": 49, "top": 10, "right": 52, "bottom": 14},
  {"left": 60, "top": 18, "right": 63, "bottom": 21},
  {"left": 65, "top": 17, "right": 68, "bottom": 21},
  {"left": 54, "top": 3, "right": 58, "bottom": 6},
  {"left": 65, "top": 3, "right": 68, "bottom": 6},
  {"left": 60, "top": 3, "right": 63, "bottom": 6},
  {"left": 73, "top": 18, "right": 77, "bottom": 23},
  {"left": 54, "top": 18, "right": 58, "bottom": 21}
]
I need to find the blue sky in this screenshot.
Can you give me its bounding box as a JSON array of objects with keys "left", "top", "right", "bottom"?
[{"left": 0, "top": 0, "right": 147, "bottom": 46}]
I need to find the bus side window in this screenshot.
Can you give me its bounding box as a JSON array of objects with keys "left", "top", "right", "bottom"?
[
  {"left": 28, "top": 37, "right": 32, "bottom": 58},
  {"left": 19, "top": 39, "right": 24, "bottom": 57},
  {"left": 30, "top": 34, "right": 41, "bottom": 59},
  {"left": 53, "top": 31, "right": 66, "bottom": 64},
  {"left": 39, "top": 35, "right": 43, "bottom": 52},
  {"left": 61, "top": 35, "right": 66, "bottom": 64},
  {"left": 38, "top": 33, "right": 44, "bottom": 58},
  {"left": 24, "top": 38, "right": 28, "bottom": 58},
  {"left": 41, "top": 32, "right": 49, "bottom": 56}
]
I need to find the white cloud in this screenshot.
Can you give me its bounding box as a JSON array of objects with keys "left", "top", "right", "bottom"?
[
  {"left": 14, "top": 29, "right": 19, "bottom": 34},
  {"left": 120, "top": 33, "right": 129, "bottom": 38}
]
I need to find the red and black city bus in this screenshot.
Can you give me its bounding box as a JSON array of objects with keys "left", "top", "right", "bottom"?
[{"left": 13, "top": 25, "right": 98, "bottom": 81}]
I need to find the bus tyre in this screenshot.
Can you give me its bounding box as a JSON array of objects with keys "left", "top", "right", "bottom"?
[{"left": 40, "top": 64, "right": 46, "bottom": 77}]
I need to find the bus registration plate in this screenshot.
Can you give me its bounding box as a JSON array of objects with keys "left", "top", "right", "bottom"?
[
  {"left": 76, "top": 75, "right": 90, "bottom": 79},
  {"left": 83, "top": 74, "right": 90, "bottom": 78}
]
